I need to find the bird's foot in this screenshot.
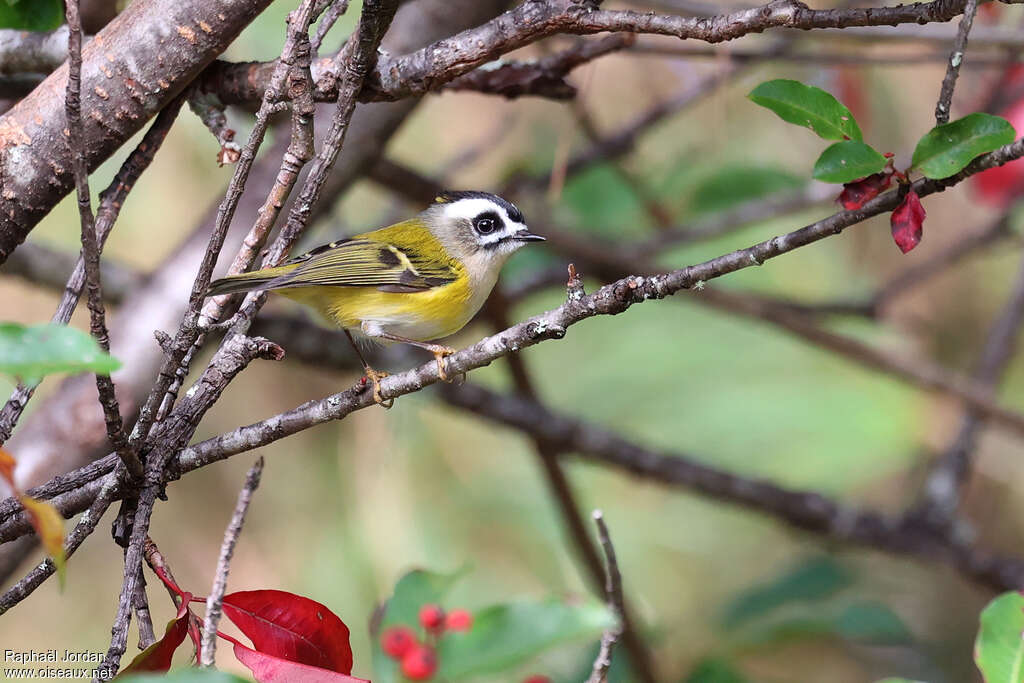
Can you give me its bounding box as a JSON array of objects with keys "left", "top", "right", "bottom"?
[
  {"left": 428, "top": 345, "right": 457, "bottom": 382},
  {"left": 363, "top": 366, "right": 393, "bottom": 408}
]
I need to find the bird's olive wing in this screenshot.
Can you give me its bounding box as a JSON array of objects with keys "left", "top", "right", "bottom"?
[{"left": 272, "top": 238, "right": 457, "bottom": 291}]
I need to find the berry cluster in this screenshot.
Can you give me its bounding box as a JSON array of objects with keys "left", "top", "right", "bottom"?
[{"left": 380, "top": 604, "right": 474, "bottom": 680}]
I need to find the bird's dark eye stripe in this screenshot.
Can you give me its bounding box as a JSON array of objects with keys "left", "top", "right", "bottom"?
[{"left": 473, "top": 210, "right": 501, "bottom": 235}]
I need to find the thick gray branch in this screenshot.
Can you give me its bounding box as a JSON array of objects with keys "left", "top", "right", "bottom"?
[{"left": 0, "top": 0, "right": 274, "bottom": 265}]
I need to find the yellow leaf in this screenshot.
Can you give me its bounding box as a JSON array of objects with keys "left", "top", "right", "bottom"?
[
  {"left": 19, "top": 495, "right": 66, "bottom": 588},
  {"left": 0, "top": 447, "right": 16, "bottom": 489}
]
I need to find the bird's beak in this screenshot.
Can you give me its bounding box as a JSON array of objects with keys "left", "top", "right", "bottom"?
[{"left": 514, "top": 231, "right": 545, "bottom": 242}]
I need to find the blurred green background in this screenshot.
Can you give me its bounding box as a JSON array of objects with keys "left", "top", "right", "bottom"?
[{"left": 4, "top": 1, "right": 1024, "bottom": 681}]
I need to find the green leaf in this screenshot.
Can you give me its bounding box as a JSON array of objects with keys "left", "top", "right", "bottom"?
[
  {"left": 685, "top": 657, "right": 749, "bottom": 683},
  {"left": 561, "top": 164, "right": 649, "bottom": 235},
  {"left": 748, "top": 79, "right": 862, "bottom": 141},
  {"left": 438, "top": 599, "right": 613, "bottom": 679},
  {"left": 0, "top": 322, "right": 121, "bottom": 384},
  {"left": 912, "top": 113, "right": 1016, "bottom": 179},
  {"left": 115, "top": 670, "right": 251, "bottom": 683},
  {"left": 722, "top": 556, "right": 853, "bottom": 628},
  {"left": 812, "top": 141, "right": 888, "bottom": 184},
  {"left": 0, "top": 0, "right": 63, "bottom": 31},
  {"left": 687, "top": 166, "right": 803, "bottom": 216},
  {"left": 975, "top": 591, "right": 1024, "bottom": 683},
  {"left": 731, "top": 600, "right": 913, "bottom": 651},
  {"left": 832, "top": 602, "right": 913, "bottom": 644},
  {"left": 381, "top": 567, "right": 468, "bottom": 628},
  {"left": 873, "top": 679, "right": 928, "bottom": 683}
]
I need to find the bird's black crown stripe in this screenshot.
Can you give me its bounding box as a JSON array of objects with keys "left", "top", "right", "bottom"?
[{"left": 433, "top": 190, "right": 525, "bottom": 224}]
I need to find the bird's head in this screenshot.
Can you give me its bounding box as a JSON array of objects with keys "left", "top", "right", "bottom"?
[{"left": 424, "top": 191, "right": 544, "bottom": 267}]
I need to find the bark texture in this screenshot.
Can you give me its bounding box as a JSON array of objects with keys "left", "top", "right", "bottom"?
[{"left": 0, "top": 0, "right": 273, "bottom": 264}]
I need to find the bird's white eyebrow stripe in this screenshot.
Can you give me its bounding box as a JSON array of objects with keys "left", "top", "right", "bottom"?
[{"left": 440, "top": 197, "right": 524, "bottom": 226}]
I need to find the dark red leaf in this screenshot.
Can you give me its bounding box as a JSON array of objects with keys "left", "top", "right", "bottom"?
[
  {"left": 222, "top": 589, "right": 353, "bottom": 674},
  {"left": 837, "top": 172, "right": 892, "bottom": 210},
  {"left": 116, "top": 593, "right": 192, "bottom": 676},
  {"left": 891, "top": 189, "right": 926, "bottom": 253},
  {"left": 232, "top": 643, "right": 368, "bottom": 683}
]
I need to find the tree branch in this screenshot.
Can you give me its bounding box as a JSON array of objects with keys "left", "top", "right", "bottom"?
[
  {"left": 200, "top": 457, "right": 263, "bottom": 667},
  {"left": 0, "top": 95, "right": 183, "bottom": 449},
  {"left": 439, "top": 382, "right": 1024, "bottom": 591},
  {"left": 198, "top": 0, "right": 971, "bottom": 107},
  {"left": 0, "top": 0, "right": 275, "bottom": 265},
  {"left": 913, "top": 250, "right": 1024, "bottom": 527},
  {"left": 484, "top": 292, "right": 657, "bottom": 683},
  {"left": 0, "top": 0, "right": 512, "bottom": 588},
  {"left": 6, "top": 133, "right": 1024, "bottom": 552},
  {"left": 585, "top": 511, "right": 624, "bottom": 683},
  {"left": 65, "top": 0, "right": 142, "bottom": 480},
  {"left": 935, "top": 0, "right": 978, "bottom": 124}
]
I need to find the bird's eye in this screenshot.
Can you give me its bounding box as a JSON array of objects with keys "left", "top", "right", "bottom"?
[{"left": 474, "top": 217, "right": 496, "bottom": 234}]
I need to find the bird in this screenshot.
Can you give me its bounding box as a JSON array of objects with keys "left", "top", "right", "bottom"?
[{"left": 206, "top": 190, "right": 544, "bottom": 406}]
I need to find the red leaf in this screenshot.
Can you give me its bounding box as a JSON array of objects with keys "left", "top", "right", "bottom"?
[
  {"left": 232, "top": 643, "right": 368, "bottom": 683},
  {"left": 222, "top": 589, "right": 353, "bottom": 674},
  {"left": 891, "top": 189, "right": 926, "bottom": 253},
  {"left": 837, "top": 172, "right": 892, "bottom": 210},
  {"left": 116, "top": 593, "right": 193, "bottom": 676}
]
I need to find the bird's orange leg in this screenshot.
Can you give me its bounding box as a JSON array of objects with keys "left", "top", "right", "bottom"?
[{"left": 343, "top": 329, "right": 393, "bottom": 408}]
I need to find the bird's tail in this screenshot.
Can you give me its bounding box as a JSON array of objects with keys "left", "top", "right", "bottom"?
[{"left": 206, "top": 265, "right": 296, "bottom": 297}]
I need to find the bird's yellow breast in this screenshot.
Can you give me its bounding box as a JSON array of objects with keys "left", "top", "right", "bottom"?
[{"left": 280, "top": 267, "right": 483, "bottom": 342}]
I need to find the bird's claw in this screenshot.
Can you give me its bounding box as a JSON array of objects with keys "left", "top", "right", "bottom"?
[
  {"left": 432, "top": 346, "right": 458, "bottom": 383},
  {"left": 363, "top": 367, "right": 393, "bottom": 409}
]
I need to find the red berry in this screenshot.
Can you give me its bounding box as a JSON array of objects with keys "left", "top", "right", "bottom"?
[
  {"left": 445, "top": 608, "right": 473, "bottom": 632},
  {"left": 381, "top": 626, "right": 416, "bottom": 659},
  {"left": 419, "top": 603, "right": 446, "bottom": 632},
  {"left": 401, "top": 645, "right": 437, "bottom": 680},
  {"left": 523, "top": 676, "right": 552, "bottom": 683}
]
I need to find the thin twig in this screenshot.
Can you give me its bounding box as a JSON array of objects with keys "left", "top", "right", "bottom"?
[
  {"left": 97, "top": 336, "right": 283, "bottom": 679},
  {"left": 312, "top": 0, "right": 351, "bottom": 53},
  {"left": 8, "top": 132, "right": 1024, "bottom": 555},
  {"left": 64, "top": 0, "right": 143, "bottom": 481},
  {"left": 202, "top": 0, "right": 976, "bottom": 106},
  {"left": 157, "top": 1, "right": 318, "bottom": 425},
  {"left": 99, "top": 3, "right": 396, "bottom": 675},
  {"left": 201, "top": 457, "right": 264, "bottom": 666},
  {"left": 629, "top": 39, "right": 1020, "bottom": 65},
  {"left": 134, "top": 576, "right": 157, "bottom": 650},
  {"left": 935, "top": 0, "right": 979, "bottom": 125},
  {"left": 484, "top": 292, "right": 657, "bottom": 683},
  {"left": 914, "top": 250, "right": 1024, "bottom": 527},
  {"left": 0, "top": 474, "right": 119, "bottom": 615},
  {"left": 0, "top": 92, "right": 185, "bottom": 449},
  {"left": 586, "top": 510, "right": 624, "bottom": 683},
  {"left": 438, "top": 382, "right": 1024, "bottom": 590},
  {"left": 143, "top": 536, "right": 204, "bottom": 659}
]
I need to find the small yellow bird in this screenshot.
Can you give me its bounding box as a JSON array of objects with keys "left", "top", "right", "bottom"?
[{"left": 207, "top": 191, "right": 544, "bottom": 405}]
